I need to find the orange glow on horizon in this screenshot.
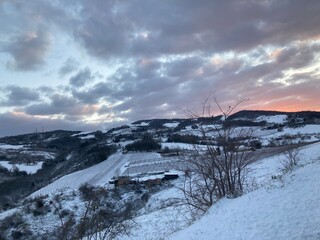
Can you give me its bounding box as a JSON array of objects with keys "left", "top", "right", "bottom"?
[{"left": 245, "top": 101, "right": 320, "bottom": 112}]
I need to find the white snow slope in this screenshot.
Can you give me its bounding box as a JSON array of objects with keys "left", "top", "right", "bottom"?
[
  {"left": 256, "top": 114, "right": 287, "bottom": 124},
  {"left": 29, "top": 152, "right": 163, "bottom": 197},
  {"left": 30, "top": 153, "right": 130, "bottom": 197},
  {"left": 170, "top": 143, "right": 320, "bottom": 240}
]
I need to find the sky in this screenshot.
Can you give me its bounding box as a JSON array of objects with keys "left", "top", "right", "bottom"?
[{"left": 0, "top": 0, "right": 320, "bottom": 137}]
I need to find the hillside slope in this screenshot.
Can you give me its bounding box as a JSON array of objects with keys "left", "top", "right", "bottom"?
[{"left": 170, "top": 144, "right": 320, "bottom": 240}]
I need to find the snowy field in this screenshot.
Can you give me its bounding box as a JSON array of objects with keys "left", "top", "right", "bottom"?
[
  {"left": 163, "top": 122, "right": 180, "bottom": 128},
  {"left": 256, "top": 114, "right": 288, "bottom": 124},
  {"left": 272, "top": 124, "right": 320, "bottom": 137},
  {"left": 122, "top": 160, "right": 184, "bottom": 176},
  {"left": 120, "top": 152, "right": 185, "bottom": 176},
  {"left": 0, "top": 161, "right": 43, "bottom": 174},
  {"left": 0, "top": 143, "right": 25, "bottom": 150},
  {"left": 29, "top": 152, "right": 181, "bottom": 197}
]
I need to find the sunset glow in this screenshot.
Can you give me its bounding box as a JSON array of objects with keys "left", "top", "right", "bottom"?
[{"left": 0, "top": 0, "right": 320, "bottom": 136}]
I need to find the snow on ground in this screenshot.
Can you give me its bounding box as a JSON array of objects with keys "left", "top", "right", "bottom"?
[
  {"left": 79, "top": 134, "right": 96, "bottom": 139},
  {"left": 71, "top": 131, "right": 94, "bottom": 137},
  {"left": 117, "top": 180, "right": 192, "bottom": 240},
  {"left": 21, "top": 150, "right": 55, "bottom": 159},
  {"left": 133, "top": 121, "right": 150, "bottom": 126},
  {"left": 162, "top": 142, "right": 207, "bottom": 151},
  {"left": 0, "top": 143, "right": 25, "bottom": 150},
  {"left": 162, "top": 142, "right": 195, "bottom": 150},
  {"left": 170, "top": 161, "right": 320, "bottom": 240},
  {"left": 71, "top": 131, "right": 96, "bottom": 139},
  {"left": 0, "top": 207, "right": 21, "bottom": 221},
  {"left": 163, "top": 122, "right": 180, "bottom": 128},
  {"left": 0, "top": 161, "right": 43, "bottom": 174},
  {"left": 120, "top": 152, "right": 180, "bottom": 176},
  {"left": 169, "top": 142, "right": 320, "bottom": 240},
  {"left": 117, "top": 140, "right": 134, "bottom": 147},
  {"left": 244, "top": 141, "right": 320, "bottom": 186},
  {"left": 30, "top": 153, "right": 130, "bottom": 197},
  {"left": 254, "top": 128, "right": 278, "bottom": 138},
  {"left": 256, "top": 114, "right": 288, "bottom": 124},
  {"left": 118, "top": 142, "right": 320, "bottom": 240},
  {"left": 253, "top": 125, "right": 320, "bottom": 146},
  {"left": 30, "top": 152, "right": 170, "bottom": 197},
  {"left": 2, "top": 140, "right": 319, "bottom": 239},
  {"left": 273, "top": 124, "right": 320, "bottom": 137}
]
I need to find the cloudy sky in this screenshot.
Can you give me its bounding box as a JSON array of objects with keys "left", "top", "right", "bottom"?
[{"left": 1, "top": 0, "right": 320, "bottom": 137}]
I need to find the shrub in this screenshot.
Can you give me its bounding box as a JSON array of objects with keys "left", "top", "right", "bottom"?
[
  {"left": 79, "top": 183, "right": 96, "bottom": 201},
  {"left": 281, "top": 146, "right": 301, "bottom": 172}
]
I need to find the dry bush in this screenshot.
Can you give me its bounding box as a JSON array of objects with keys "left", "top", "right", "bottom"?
[
  {"left": 179, "top": 94, "right": 262, "bottom": 213},
  {"left": 281, "top": 146, "right": 301, "bottom": 172}
]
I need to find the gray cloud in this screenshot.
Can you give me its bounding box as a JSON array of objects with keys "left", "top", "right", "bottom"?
[
  {"left": 69, "top": 0, "right": 320, "bottom": 60},
  {"left": 1, "top": 86, "right": 40, "bottom": 106},
  {"left": 24, "top": 94, "right": 93, "bottom": 116},
  {"left": 69, "top": 67, "right": 94, "bottom": 87},
  {"left": 72, "top": 81, "right": 113, "bottom": 104},
  {"left": 275, "top": 44, "right": 320, "bottom": 69},
  {"left": 0, "top": 0, "right": 75, "bottom": 35},
  {"left": 5, "top": 29, "right": 51, "bottom": 71},
  {"left": 59, "top": 58, "right": 80, "bottom": 76},
  {"left": 2, "top": 1, "right": 320, "bottom": 65}
]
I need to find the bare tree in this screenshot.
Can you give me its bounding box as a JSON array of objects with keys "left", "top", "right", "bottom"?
[
  {"left": 281, "top": 145, "right": 301, "bottom": 172},
  {"left": 179, "top": 94, "right": 261, "bottom": 213}
]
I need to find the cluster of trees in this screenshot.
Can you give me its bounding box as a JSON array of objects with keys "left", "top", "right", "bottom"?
[
  {"left": 125, "top": 134, "right": 161, "bottom": 152},
  {"left": 77, "top": 144, "right": 117, "bottom": 169},
  {"left": 167, "top": 134, "right": 200, "bottom": 144}
]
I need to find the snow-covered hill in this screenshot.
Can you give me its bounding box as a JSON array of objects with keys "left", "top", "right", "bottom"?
[{"left": 169, "top": 143, "right": 320, "bottom": 240}]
